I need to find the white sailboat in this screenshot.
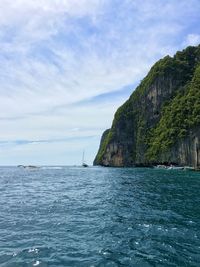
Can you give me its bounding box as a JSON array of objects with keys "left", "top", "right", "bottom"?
[{"left": 82, "top": 151, "right": 88, "bottom": 167}]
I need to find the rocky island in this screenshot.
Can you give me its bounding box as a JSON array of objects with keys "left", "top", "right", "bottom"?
[{"left": 94, "top": 45, "right": 200, "bottom": 168}]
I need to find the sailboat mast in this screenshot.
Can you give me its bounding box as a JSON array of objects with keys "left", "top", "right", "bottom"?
[{"left": 82, "top": 150, "right": 85, "bottom": 164}]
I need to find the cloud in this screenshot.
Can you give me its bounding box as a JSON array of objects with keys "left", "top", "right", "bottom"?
[
  {"left": 184, "top": 34, "right": 200, "bottom": 46},
  {"left": 0, "top": 0, "right": 200, "bottom": 164},
  {"left": 0, "top": 0, "right": 103, "bottom": 24},
  {"left": 0, "top": 135, "right": 95, "bottom": 146}
]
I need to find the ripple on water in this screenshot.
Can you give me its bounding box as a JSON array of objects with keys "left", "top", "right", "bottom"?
[{"left": 0, "top": 167, "right": 200, "bottom": 266}]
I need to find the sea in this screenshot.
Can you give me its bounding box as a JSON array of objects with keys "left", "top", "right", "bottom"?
[{"left": 0, "top": 166, "right": 200, "bottom": 267}]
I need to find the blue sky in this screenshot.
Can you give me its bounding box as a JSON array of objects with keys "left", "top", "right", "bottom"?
[{"left": 0, "top": 0, "right": 200, "bottom": 165}]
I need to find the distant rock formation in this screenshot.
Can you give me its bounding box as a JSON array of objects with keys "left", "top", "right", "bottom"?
[{"left": 94, "top": 45, "right": 200, "bottom": 168}]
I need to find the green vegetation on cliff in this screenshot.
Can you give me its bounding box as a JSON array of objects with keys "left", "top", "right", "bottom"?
[
  {"left": 94, "top": 45, "right": 200, "bottom": 166},
  {"left": 131, "top": 45, "right": 199, "bottom": 101},
  {"left": 146, "top": 65, "right": 200, "bottom": 162},
  {"left": 94, "top": 129, "right": 111, "bottom": 164}
]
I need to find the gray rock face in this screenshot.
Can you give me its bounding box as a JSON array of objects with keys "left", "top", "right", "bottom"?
[{"left": 163, "top": 127, "right": 200, "bottom": 168}]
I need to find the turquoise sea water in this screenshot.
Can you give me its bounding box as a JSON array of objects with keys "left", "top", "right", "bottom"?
[{"left": 0, "top": 166, "right": 200, "bottom": 267}]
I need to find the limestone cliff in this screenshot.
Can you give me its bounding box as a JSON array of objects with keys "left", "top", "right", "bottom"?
[{"left": 94, "top": 45, "right": 200, "bottom": 168}]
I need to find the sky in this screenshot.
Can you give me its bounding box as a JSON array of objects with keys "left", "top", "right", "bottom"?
[{"left": 0, "top": 0, "right": 200, "bottom": 165}]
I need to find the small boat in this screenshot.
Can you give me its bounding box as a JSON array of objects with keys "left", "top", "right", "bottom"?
[
  {"left": 82, "top": 163, "right": 88, "bottom": 167},
  {"left": 155, "top": 164, "right": 184, "bottom": 170},
  {"left": 17, "top": 165, "right": 25, "bottom": 168},
  {"left": 17, "top": 165, "right": 40, "bottom": 170},
  {"left": 82, "top": 151, "right": 88, "bottom": 167},
  {"left": 167, "top": 166, "right": 184, "bottom": 170},
  {"left": 155, "top": 165, "right": 168, "bottom": 169}
]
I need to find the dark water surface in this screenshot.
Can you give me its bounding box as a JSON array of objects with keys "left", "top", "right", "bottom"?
[{"left": 0, "top": 166, "right": 200, "bottom": 267}]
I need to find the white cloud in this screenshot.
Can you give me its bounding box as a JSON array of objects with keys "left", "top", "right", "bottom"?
[
  {"left": 0, "top": 0, "right": 103, "bottom": 22},
  {"left": 184, "top": 34, "right": 200, "bottom": 46}
]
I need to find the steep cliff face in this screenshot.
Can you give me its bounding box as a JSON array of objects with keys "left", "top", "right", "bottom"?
[
  {"left": 158, "top": 127, "right": 200, "bottom": 167},
  {"left": 94, "top": 45, "right": 200, "bottom": 168}
]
